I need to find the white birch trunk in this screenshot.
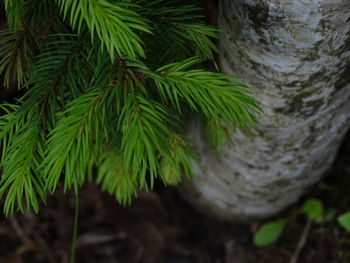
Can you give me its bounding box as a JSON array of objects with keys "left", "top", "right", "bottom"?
[{"left": 185, "top": 0, "right": 350, "bottom": 221}]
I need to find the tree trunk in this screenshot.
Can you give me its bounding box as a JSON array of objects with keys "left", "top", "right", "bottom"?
[{"left": 185, "top": 0, "right": 350, "bottom": 222}]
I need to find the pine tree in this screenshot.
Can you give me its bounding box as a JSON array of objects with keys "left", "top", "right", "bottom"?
[{"left": 0, "top": 0, "right": 260, "bottom": 216}]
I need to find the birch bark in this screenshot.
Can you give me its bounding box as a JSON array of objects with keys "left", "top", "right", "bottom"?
[{"left": 186, "top": 0, "right": 350, "bottom": 221}]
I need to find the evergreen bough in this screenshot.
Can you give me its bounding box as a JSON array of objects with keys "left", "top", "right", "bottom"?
[{"left": 0, "top": 0, "right": 261, "bottom": 216}]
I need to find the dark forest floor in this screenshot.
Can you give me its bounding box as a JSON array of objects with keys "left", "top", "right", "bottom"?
[{"left": 0, "top": 134, "right": 350, "bottom": 263}]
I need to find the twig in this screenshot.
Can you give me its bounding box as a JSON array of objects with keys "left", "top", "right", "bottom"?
[
  {"left": 69, "top": 192, "right": 80, "bottom": 263},
  {"left": 77, "top": 233, "right": 127, "bottom": 247},
  {"left": 289, "top": 219, "right": 312, "bottom": 263},
  {"left": 9, "top": 215, "right": 30, "bottom": 244},
  {"left": 33, "top": 232, "right": 57, "bottom": 263}
]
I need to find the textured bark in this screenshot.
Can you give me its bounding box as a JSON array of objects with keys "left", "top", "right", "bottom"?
[{"left": 185, "top": 0, "right": 350, "bottom": 221}]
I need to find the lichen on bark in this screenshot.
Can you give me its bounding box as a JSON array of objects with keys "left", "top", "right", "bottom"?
[{"left": 185, "top": 0, "right": 350, "bottom": 222}]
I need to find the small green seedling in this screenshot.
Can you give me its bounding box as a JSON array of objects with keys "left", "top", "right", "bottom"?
[
  {"left": 253, "top": 198, "right": 327, "bottom": 247},
  {"left": 302, "top": 198, "right": 324, "bottom": 222},
  {"left": 337, "top": 212, "right": 350, "bottom": 232},
  {"left": 253, "top": 218, "right": 288, "bottom": 247}
]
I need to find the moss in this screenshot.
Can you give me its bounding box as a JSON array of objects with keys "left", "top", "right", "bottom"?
[
  {"left": 301, "top": 43, "right": 322, "bottom": 61},
  {"left": 307, "top": 69, "right": 328, "bottom": 84},
  {"left": 274, "top": 74, "right": 326, "bottom": 116},
  {"left": 304, "top": 98, "right": 325, "bottom": 116},
  {"left": 274, "top": 95, "right": 324, "bottom": 116},
  {"left": 334, "top": 63, "right": 350, "bottom": 92},
  {"left": 245, "top": 0, "right": 270, "bottom": 26}
]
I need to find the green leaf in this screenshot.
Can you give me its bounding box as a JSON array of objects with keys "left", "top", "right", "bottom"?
[
  {"left": 337, "top": 212, "right": 350, "bottom": 232},
  {"left": 302, "top": 198, "right": 324, "bottom": 222},
  {"left": 253, "top": 219, "right": 288, "bottom": 247}
]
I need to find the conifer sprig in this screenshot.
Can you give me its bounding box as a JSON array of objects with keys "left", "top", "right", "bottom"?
[
  {"left": 0, "top": 0, "right": 261, "bottom": 215},
  {"left": 0, "top": 29, "right": 35, "bottom": 87},
  {"left": 138, "top": 0, "right": 218, "bottom": 60},
  {"left": 0, "top": 106, "right": 45, "bottom": 215},
  {"left": 4, "top": 0, "right": 23, "bottom": 28},
  {"left": 119, "top": 94, "right": 175, "bottom": 189},
  {"left": 56, "top": 0, "right": 152, "bottom": 60},
  {"left": 42, "top": 88, "right": 106, "bottom": 194},
  {"left": 97, "top": 150, "right": 137, "bottom": 205}
]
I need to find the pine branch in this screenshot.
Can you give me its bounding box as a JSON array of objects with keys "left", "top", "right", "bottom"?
[
  {"left": 20, "top": 34, "right": 92, "bottom": 113},
  {"left": 160, "top": 135, "right": 198, "bottom": 185},
  {"left": 41, "top": 88, "right": 108, "bottom": 193},
  {"left": 138, "top": 0, "right": 218, "bottom": 61},
  {"left": 0, "top": 107, "right": 45, "bottom": 216},
  {"left": 0, "top": 0, "right": 262, "bottom": 214},
  {"left": 134, "top": 57, "right": 261, "bottom": 128},
  {"left": 4, "top": 0, "right": 23, "bottom": 29},
  {"left": 118, "top": 94, "right": 175, "bottom": 189},
  {"left": 205, "top": 118, "right": 235, "bottom": 151},
  {"left": 96, "top": 150, "right": 137, "bottom": 205},
  {"left": 55, "top": 0, "right": 152, "bottom": 60},
  {"left": 1, "top": 1, "right": 66, "bottom": 88},
  {"left": 22, "top": 0, "right": 68, "bottom": 40},
  {"left": 0, "top": 29, "right": 36, "bottom": 87}
]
